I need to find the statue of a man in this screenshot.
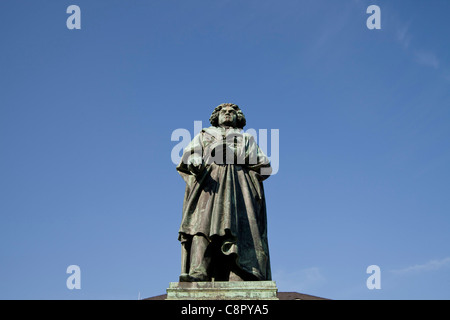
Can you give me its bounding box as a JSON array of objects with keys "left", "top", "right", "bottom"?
[{"left": 176, "top": 103, "right": 272, "bottom": 282}]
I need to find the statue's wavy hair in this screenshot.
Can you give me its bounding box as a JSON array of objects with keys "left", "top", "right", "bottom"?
[{"left": 209, "top": 103, "right": 246, "bottom": 129}]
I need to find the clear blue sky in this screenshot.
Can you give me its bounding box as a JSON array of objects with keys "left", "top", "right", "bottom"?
[{"left": 1, "top": 0, "right": 450, "bottom": 300}]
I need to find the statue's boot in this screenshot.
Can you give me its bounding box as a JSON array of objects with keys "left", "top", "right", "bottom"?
[{"left": 187, "top": 235, "right": 211, "bottom": 281}]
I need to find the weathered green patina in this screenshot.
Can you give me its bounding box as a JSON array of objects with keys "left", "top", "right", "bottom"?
[
  {"left": 176, "top": 103, "right": 272, "bottom": 282},
  {"left": 166, "top": 281, "right": 278, "bottom": 300}
]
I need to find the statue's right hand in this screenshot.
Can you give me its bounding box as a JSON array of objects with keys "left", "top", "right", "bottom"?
[{"left": 187, "top": 155, "right": 203, "bottom": 175}]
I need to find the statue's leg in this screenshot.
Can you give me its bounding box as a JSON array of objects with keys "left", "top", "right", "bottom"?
[
  {"left": 179, "top": 241, "right": 190, "bottom": 282},
  {"left": 188, "top": 234, "right": 211, "bottom": 281}
]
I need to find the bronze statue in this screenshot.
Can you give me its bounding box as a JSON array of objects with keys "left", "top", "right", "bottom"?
[{"left": 176, "top": 103, "right": 272, "bottom": 282}]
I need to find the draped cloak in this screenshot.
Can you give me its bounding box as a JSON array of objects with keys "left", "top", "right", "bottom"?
[{"left": 176, "top": 126, "right": 272, "bottom": 280}]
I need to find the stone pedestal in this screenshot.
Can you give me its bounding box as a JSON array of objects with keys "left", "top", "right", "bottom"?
[{"left": 166, "top": 281, "right": 279, "bottom": 300}]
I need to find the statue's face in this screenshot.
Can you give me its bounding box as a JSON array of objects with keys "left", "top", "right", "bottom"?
[{"left": 218, "top": 106, "right": 237, "bottom": 128}]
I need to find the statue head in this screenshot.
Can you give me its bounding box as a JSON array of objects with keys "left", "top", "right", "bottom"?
[{"left": 209, "top": 103, "right": 246, "bottom": 129}]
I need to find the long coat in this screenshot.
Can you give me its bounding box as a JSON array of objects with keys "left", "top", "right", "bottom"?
[{"left": 176, "top": 126, "right": 272, "bottom": 280}]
